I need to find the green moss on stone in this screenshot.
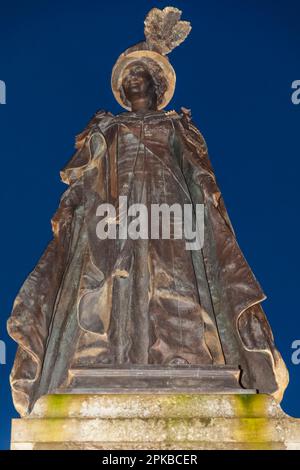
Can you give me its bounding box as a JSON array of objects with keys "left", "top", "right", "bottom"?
[
  {"left": 45, "top": 395, "right": 74, "bottom": 417},
  {"left": 233, "top": 395, "right": 272, "bottom": 449},
  {"left": 235, "top": 394, "right": 268, "bottom": 417}
]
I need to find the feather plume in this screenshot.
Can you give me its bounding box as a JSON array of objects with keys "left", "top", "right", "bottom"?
[{"left": 144, "top": 6, "right": 191, "bottom": 56}]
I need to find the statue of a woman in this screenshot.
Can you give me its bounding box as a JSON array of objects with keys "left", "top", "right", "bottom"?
[{"left": 8, "top": 7, "right": 288, "bottom": 416}]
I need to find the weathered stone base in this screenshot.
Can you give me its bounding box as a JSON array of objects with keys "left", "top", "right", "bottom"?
[{"left": 11, "top": 394, "right": 300, "bottom": 450}]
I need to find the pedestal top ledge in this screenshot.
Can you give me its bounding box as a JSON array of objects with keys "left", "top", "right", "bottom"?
[{"left": 28, "top": 393, "right": 283, "bottom": 420}]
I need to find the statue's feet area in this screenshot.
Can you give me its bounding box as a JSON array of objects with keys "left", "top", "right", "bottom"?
[{"left": 60, "top": 365, "right": 249, "bottom": 394}]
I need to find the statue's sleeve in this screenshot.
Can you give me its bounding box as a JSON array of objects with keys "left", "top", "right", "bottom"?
[
  {"left": 60, "top": 110, "right": 112, "bottom": 185},
  {"left": 7, "top": 110, "right": 113, "bottom": 416},
  {"left": 7, "top": 179, "right": 82, "bottom": 416},
  {"left": 173, "top": 110, "right": 288, "bottom": 401}
]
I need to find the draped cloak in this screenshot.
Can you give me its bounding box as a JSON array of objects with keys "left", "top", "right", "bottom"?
[{"left": 7, "top": 109, "right": 288, "bottom": 416}]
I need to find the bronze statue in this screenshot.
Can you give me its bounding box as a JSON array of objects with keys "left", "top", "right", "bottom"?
[{"left": 7, "top": 7, "right": 288, "bottom": 417}]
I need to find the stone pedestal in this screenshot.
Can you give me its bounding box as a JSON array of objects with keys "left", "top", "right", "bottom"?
[{"left": 11, "top": 394, "right": 300, "bottom": 450}]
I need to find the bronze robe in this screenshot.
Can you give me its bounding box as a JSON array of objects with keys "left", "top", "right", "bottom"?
[{"left": 7, "top": 109, "right": 288, "bottom": 416}]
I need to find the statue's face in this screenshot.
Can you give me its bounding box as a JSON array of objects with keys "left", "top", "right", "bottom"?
[{"left": 122, "top": 63, "right": 156, "bottom": 105}]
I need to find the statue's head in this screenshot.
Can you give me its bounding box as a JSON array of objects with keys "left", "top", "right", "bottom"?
[
  {"left": 122, "top": 62, "right": 156, "bottom": 103},
  {"left": 112, "top": 54, "right": 171, "bottom": 112},
  {"left": 111, "top": 7, "right": 191, "bottom": 111},
  {"left": 121, "top": 61, "right": 160, "bottom": 111}
]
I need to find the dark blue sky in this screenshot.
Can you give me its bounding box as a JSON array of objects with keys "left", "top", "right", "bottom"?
[{"left": 0, "top": 0, "right": 299, "bottom": 450}]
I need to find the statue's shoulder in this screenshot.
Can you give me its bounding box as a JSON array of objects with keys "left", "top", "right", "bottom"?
[
  {"left": 93, "top": 109, "right": 114, "bottom": 124},
  {"left": 167, "top": 107, "right": 198, "bottom": 130},
  {"left": 170, "top": 107, "right": 208, "bottom": 156},
  {"left": 176, "top": 107, "right": 198, "bottom": 130},
  {"left": 87, "top": 109, "right": 114, "bottom": 133},
  {"left": 75, "top": 110, "right": 114, "bottom": 149}
]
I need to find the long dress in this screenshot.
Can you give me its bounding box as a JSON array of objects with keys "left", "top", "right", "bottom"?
[{"left": 7, "top": 108, "right": 288, "bottom": 416}]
